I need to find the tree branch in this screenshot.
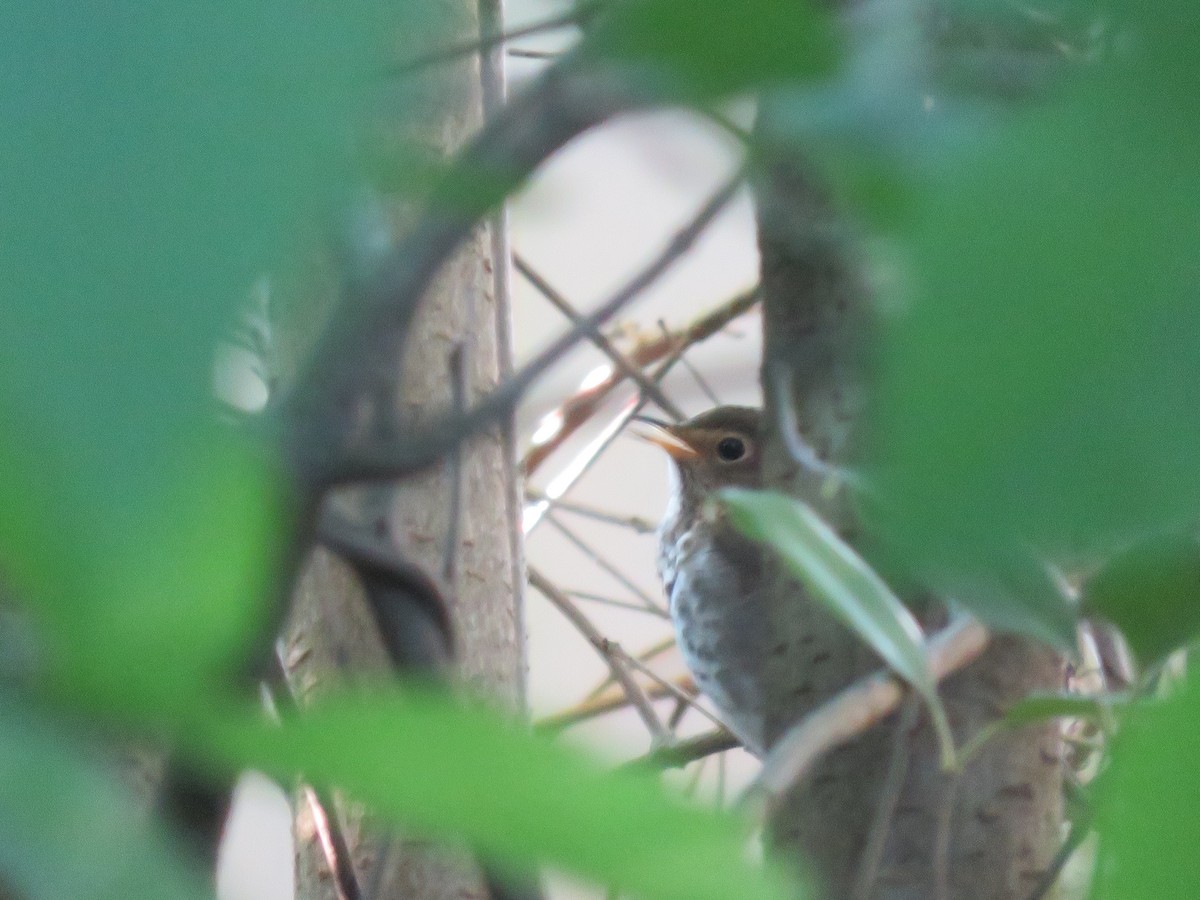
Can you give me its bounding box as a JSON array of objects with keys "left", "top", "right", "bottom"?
[
  {"left": 514, "top": 253, "right": 685, "bottom": 419},
  {"left": 743, "top": 615, "right": 991, "bottom": 816},
  {"left": 279, "top": 54, "right": 654, "bottom": 487},
  {"left": 625, "top": 728, "right": 741, "bottom": 771},
  {"left": 522, "top": 287, "right": 760, "bottom": 476},
  {"left": 528, "top": 566, "right": 669, "bottom": 745},
  {"left": 325, "top": 171, "right": 745, "bottom": 485}
]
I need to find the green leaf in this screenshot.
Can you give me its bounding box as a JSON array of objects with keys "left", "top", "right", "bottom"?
[
  {"left": 863, "top": 2, "right": 1200, "bottom": 606},
  {"left": 582, "top": 0, "right": 840, "bottom": 101},
  {"left": 0, "top": 693, "right": 210, "bottom": 900},
  {"left": 721, "top": 489, "right": 954, "bottom": 760},
  {"left": 1092, "top": 672, "right": 1200, "bottom": 898},
  {"left": 0, "top": 1, "right": 406, "bottom": 716},
  {"left": 959, "top": 692, "right": 1123, "bottom": 763},
  {"left": 195, "top": 687, "right": 798, "bottom": 900},
  {"left": 1, "top": 431, "right": 287, "bottom": 721},
  {"left": 1083, "top": 533, "right": 1200, "bottom": 668}
]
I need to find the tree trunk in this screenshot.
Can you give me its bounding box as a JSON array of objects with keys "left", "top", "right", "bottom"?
[
  {"left": 284, "top": 1, "right": 525, "bottom": 897},
  {"left": 753, "top": 113, "right": 1063, "bottom": 899}
]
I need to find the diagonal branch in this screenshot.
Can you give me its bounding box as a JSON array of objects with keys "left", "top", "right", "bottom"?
[
  {"left": 325, "top": 171, "right": 745, "bottom": 485},
  {"left": 626, "top": 728, "right": 741, "bottom": 771},
  {"left": 528, "top": 566, "right": 669, "bottom": 745},
  {"left": 742, "top": 615, "right": 991, "bottom": 817},
  {"left": 514, "top": 254, "right": 685, "bottom": 420},
  {"left": 386, "top": 4, "right": 599, "bottom": 76},
  {"left": 523, "top": 287, "right": 760, "bottom": 476},
  {"left": 279, "top": 55, "right": 654, "bottom": 487}
]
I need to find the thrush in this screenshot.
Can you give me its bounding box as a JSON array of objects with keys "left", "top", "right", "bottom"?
[{"left": 634, "top": 406, "right": 770, "bottom": 755}]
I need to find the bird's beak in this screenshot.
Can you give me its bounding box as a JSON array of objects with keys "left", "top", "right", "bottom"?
[{"left": 630, "top": 415, "right": 698, "bottom": 460}]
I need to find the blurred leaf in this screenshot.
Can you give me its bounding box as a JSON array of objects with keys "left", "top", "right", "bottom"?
[
  {"left": 912, "top": 546, "right": 1078, "bottom": 649},
  {"left": 960, "top": 692, "right": 1122, "bottom": 762},
  {"left": 582, "top": 0, "right": 840, "bottom": 101},
  {"left": 863, "top": 2, "right": 1200, "bottom": 611},
  {"left": 197, "top": 687, "right": 797, "bottom": 900},
  {"left": 1092, "top": 671, "right": 1200, "bottom": 898},
  {"left": 721, "top": 489, "right": 954, "bottom": 757},
  {"left": 0, "top": 693, "right": 210, "bottom": 900},
  {"left": 1083, "top": 533, "right": 1200, "bottom": 668},
  {"left": 0, "top": 2, "right": 404, "bottom": 713}
]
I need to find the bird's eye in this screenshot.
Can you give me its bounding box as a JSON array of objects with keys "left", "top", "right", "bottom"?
[{"left": 716, "top": 436, "right": 746, "bottom": 462}]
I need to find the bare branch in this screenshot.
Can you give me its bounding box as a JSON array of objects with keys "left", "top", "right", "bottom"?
[
  {"left": 528, "top": 566, "right": 669, "bottom": 745},
  {"left": 625, "top": 728, "right": 741, "bottom": 771},
  {"left": 523, "top": 287, "right": 760, "bottom": 476},
  {"left": 617, "top": 647, "right": 734, "bottom": 735},
  {"left": 524, "top": 490, "right": 658, "bottom": 534},
  {"left": 280, "top": 55, "right": 654, "bottom": 486},
  {"left": 537, "top": 672, "right": 696, "bottom": 733},
  {"left": 565, "top": 589, "right": 671, "bottom": 619},
  {"left": 743, "top": 616, "right": 991, "bottom": 816},
  {"left": 325, "top": 172, "right": 745, "bottom": 485},
  {"left": 443, "top": 342, "right": 469, "bottom": 582},
  {"left": 543, "top": 511, "right": 666, "bottom": 615},
  {"left": 386, "top": 5, "right": 596, "bottom": 76},
  {"left": 515, "top": 253, "right": 686, "bottom": 419}
]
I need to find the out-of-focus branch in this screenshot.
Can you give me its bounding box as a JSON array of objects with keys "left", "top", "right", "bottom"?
[
  {"left": 386, "top": 4, "right": 599, "bottom": 76},
  {"left": 323, "top": 172, "right": 745, "bottom": 485},
  {"left": 523, "top": 287, "right": 760, "bottom": 476},
  {"left": 537, "top": 672, "right": 696, "bottom": 732},
  {"left": 626, "top": 728, "right": 741, "bottom": 771},
  {"left": 524, "top": 490, "right": 658, "bottom": 534},
  {"left": 528, "top": 567, "right": 669, "bottom": 745},
  {"left": 515, "top": 253, "right": 685, "bottom": 419},
  {"left": 742, "top": 616, "right": 991, "bottom": 817},
  {"left": 279, "top": 55, "right": 654, "bottom": 488}
]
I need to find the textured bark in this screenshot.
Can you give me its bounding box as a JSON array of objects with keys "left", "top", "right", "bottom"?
[
  {"left": 283, "top": 0, "right": 525, "bottom": 896},
  {"left": 753, "top": 115, "right": 1063, "bottom": 899}
]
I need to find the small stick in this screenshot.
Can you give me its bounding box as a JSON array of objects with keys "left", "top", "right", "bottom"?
[
  {"left": 529, "top": 567, "right": 670, "bottom": 745},
  {"left": 516, "top": 254, "right": 685, "bottom": 419}
]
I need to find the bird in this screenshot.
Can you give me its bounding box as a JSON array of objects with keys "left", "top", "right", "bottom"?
[{"left": 633, "top": 406, "right": 771, "bottom": 756}]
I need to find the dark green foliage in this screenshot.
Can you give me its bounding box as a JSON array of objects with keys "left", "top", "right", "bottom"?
[
  {"left": 582, "top": 0, "right": 838, "bottom": 100},
  {"left": 5, "top": 0, "right": 1200, "bottom": 896},
  {"left": 1084, "top": 533, "right": 1200, "bottom": 668}
]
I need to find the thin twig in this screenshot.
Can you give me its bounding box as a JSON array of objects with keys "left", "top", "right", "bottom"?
[
  {"left": 617, "top": 647, "right": 735, "bottom": 735},
  {"left": 516, "top": 254, "right": 685, "bottom": 420},
  {"left": 625, "top": 728, "right": 741, "bottom": 771},
  {"left": 1027, "top": 818, "right": 1092, "bottom": 900},
  {"left": 522, "top": 286, "right": 760, "bottom": 476},
  {"left": 544, "top": 511, "right": 666, "bottom": 614},
  {"left": 528, "top": 566, "right": 669, "bottom": 745},
  {"left": 386, "top": 6, "right": 593, "bottom": 76},
  {"left": 657, "top": 318, "right": 719, "bottom": 407},
  {"left": 566, "top": 589, "right": 671, "bottom": 619},
  {"left": 536, "top": 672, "right": 695, "bottom": 733},
  {"left": 326, "top": 172, "right": 745, "bottom": 484},
  {"left": 280, "top": 55, "right": 651, "bottom": 486},
  {"left": 508, "top": 48, "right": 562, "bottom": 60},
  {"left": 682, "top": 755, "right": 710, "bottom": 797},
  {"left": 666, "top": 696, "right": 690, "bottom": 732},
  {"left": 582, "top": 635, "right": 679, "bottom": 701},
  {"left": 852, "top": 697, "right": 919, "bottom": 900},
  {"left": 524, "top": 489, "right": 657, "bottom": 533},
  {"left": 443, "top": 342, "right": 468, "bottom": 582},
  {"left": 524, "top": 296, "right": 749, "bottom": 537},
  {"left": 742, "top": 615, "right": 991, "bottom": 817},
  {"left": 272, "top": 643, "right": 364, "bottom": 900}
]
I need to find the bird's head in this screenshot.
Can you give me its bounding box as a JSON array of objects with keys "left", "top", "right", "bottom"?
[{"left": 632, "top": 406, "right": 763, "bottom": 499}]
